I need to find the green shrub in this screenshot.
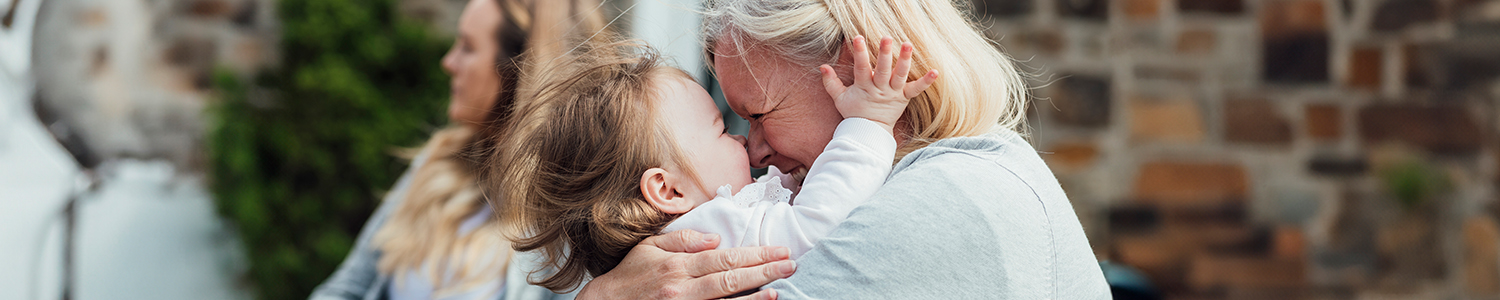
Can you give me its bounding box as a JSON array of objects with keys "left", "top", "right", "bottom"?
[
  {"left": 1378, "top": 157, "right": 1452, "bottom": 211},
  {"left": 208, "top": 0, "right": 450, "bottom": 298}
]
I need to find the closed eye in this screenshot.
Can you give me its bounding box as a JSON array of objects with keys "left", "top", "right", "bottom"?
[
  {"left": 748, "top": 94, "right": 787, "bottom": 121},
  {"left": 717, "top": 116, "right": 727, "bottom": 134}
]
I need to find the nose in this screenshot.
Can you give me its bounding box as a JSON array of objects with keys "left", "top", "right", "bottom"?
[
  {"left": 731, "top": 134, "right": 747, "bottom": 146},
  {"left": 744, "top": 125, "right": 775, "bottom": 169},
  {"left": 441, "top": 45, "right": 458, "bottom": 76}
]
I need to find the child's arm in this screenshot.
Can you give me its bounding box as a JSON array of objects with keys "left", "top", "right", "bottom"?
[
  {"left": 663, "top": 36, "right": 937, "bottom": 258},
  {"left": 662, "top": 119, "right": 895, "bottom": 258}
]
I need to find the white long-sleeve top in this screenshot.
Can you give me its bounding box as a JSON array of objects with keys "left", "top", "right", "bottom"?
[{"left": 661, "top": 118, "right": 897, "bottom": 259}]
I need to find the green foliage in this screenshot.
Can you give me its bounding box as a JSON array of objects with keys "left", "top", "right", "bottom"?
[
  {"left": 1378, "top": 158, "right": 1453, "bottom": 211},
  {"left": 208, "top": 0, "right": 451, "bottom": 298}
]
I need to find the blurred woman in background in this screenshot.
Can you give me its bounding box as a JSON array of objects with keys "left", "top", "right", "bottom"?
[{"left": 309, "top": 0, "right": 603, "bottom": 299}]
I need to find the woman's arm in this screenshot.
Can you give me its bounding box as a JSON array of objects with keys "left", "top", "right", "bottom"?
[
  {"left": 309, "top": 154, "right": 427, "bottom": 300},
  {"left": 575, "top": 230, "right": 794, "bottom": 300},
  {"left": 307, "top": 192, "right": 400, "bottom": 300}
]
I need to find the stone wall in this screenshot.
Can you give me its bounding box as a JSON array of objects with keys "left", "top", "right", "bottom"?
[{"left": 974, "top": 0, "right": 1500, "bottom": 298}]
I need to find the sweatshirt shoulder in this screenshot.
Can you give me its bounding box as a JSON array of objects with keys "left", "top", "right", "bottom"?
[{"left": 892, "top": 130, "right": 1050, "bottom": 181}]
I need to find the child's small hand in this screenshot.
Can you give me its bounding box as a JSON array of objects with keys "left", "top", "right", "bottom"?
[{"left": 820, "top": 35, "right": 939, "bottom": 134}]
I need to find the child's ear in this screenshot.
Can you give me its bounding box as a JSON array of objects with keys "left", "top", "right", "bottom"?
[{"left": 641, "top": 168, "right": 693, "bottom": 214}]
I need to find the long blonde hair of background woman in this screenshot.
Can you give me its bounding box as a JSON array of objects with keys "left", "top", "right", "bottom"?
[
  {"left": 369, "top": 0, "right": 604, "bottom": 296},
  {"left": 704, "top": 0, "right": 1030, "bottom": 158}
]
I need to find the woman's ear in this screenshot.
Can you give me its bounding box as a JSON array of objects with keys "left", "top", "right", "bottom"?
[{"left": 641, "top": 168, "right": 693, "bottom": 214}]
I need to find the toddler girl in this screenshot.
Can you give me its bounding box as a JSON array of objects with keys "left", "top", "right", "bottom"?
[{"left": 494, "top": 35, "right": 937, "bottom": 292}]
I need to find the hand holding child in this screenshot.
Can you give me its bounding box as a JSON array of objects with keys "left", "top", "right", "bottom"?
[{"left": 819, "top": 36, "right": 939, "bottom": 134}]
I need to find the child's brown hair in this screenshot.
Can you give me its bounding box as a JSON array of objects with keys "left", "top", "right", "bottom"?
[{"left": 489, "top": 38, "right": 704, "bottom": 292}]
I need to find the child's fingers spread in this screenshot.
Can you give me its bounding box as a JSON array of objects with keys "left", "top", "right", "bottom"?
[
  {"left": 890, "top": 42, "right": 914, "bottom": 89},
  {"left": 850, "top": 36, "right": 871, "bottom": 82},
  {"left": 874, "top": 37, "right": 895, "bottom": 89},
  {"left": 904, "top": 69, "right": 939, "bottom": 99},
  {"left": 820, "top": 65, "right": 844, "bottom": 98}
]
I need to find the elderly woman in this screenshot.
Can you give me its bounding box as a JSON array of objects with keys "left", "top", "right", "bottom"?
[
  {"left": 575, "top": 0, "right": 1110, "bottom": 299},
  {"left": 308, "top": 0, "right": 602, "bottom": 299}
]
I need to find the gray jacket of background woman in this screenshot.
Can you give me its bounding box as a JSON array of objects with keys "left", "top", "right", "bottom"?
[{"left": 308, "top": 154, "right": 576, "bottom": 300}]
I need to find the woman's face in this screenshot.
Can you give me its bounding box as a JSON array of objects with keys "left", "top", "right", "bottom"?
[
  {"left": 713, "top": 38, "right": 846, "bottom": 183},
  {"left": 442, "top": 0, "right": 506, "bottom": 127}
]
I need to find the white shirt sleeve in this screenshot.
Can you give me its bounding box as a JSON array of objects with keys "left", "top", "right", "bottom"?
[{"left": 661, "top": 118, "right": 897, "bottom": 258}]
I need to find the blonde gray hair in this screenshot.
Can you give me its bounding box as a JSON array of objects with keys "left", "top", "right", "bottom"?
[{"left": 704, "top": 0, "right": 1029, "bottom": 156}]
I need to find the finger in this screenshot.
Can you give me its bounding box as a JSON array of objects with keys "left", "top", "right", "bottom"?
[
  {"left": 820, "top": 65, "right": 845, "bottom": 98},
  {"left": 890, "top": 42, "right": 914, "bottom": 89},
  {"left": 850, "top": 35, "right": 871, "bottom": 83},
  {"left": 904, "top": 69, "right": 940, "bottom": 99},
  {"left": 726, "top": 289, "right": 779, "bottom": 300},
  {"left": 645, "top": 229, "right": 721, "bottom": 253},
  {"left": 685, "top": 261, "right": 796, "bottom": 299},
  {"left": 685, "top": 246, "right": 790, "bottom": 277},
  {"left": 873, "top": 36, "right": 895, "bottom": 89}
]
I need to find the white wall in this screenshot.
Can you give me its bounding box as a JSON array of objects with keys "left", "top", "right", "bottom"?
[{"left": 630, "top": 0, "right": 708, "bottom": 84}]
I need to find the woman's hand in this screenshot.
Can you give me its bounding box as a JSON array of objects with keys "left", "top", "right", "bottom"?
[
  {"left": 575, "top": 230, "right": 796, "bottom": 300},
  {"left": 820, "top": 35, "right": 939, "bottom": 134}
]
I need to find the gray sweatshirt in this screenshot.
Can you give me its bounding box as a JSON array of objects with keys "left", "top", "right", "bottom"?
[{"left": 761, "top": 129, "right": 1111, "bottom": 299}]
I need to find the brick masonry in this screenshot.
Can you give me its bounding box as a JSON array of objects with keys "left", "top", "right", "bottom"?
[{"left": 976, "top": 0, "right": 1500, "bottom": 297}]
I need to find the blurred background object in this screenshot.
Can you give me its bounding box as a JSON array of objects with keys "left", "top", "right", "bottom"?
[
  {"left": 4, "top": 0, "right": 252, "bottom": 298},
  {"left": 3, "top": 0, "right": 1499, "bottom": 299}
]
